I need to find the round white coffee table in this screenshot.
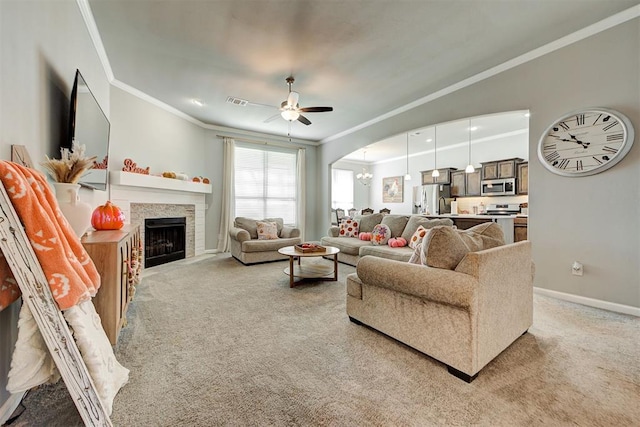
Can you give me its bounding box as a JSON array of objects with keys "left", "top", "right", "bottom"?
[{"left": 277, "top": 245, "right": 340, "bottom": 288}]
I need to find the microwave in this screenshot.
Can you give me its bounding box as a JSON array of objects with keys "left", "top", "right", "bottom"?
[{"left": 481, "top": 178, "right": 516, "bottom": 196}]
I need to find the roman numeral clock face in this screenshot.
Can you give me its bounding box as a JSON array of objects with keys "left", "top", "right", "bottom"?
[{"left": 537, "top": 108, "right": 635, "bottom": 177}]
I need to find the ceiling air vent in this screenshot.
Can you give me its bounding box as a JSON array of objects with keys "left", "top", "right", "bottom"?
[{"left": 226, "top": 96, "right": 248, "bottom": 106}]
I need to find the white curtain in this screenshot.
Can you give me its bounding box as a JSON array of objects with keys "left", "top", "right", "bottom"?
[
  {"left": 296, "top": 148, "right": 306, "bottom": 243},
  {"left": 217, "top": 138, "right": 235, "bottom": 252}
]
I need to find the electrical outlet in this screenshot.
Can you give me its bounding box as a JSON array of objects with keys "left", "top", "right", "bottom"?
[{"left": 572, "top": 261, "right": 583, "bottom": 276}]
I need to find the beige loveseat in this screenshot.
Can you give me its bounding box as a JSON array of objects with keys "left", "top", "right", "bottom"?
[
  {"left": 229, "top": 217, "right": 302, "bottom": 265},
  {"left": 321, "top": 214, "right": 454, "bottom": 266},
  {"left": 346, "top": 223, "right": 533, "bottom": 382}
]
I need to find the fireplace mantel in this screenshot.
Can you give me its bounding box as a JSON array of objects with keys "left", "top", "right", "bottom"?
[
  {"left": 109, "top": 172, "right": 209, "bottom": 258},
  {"left": 110, "top": 171, "right": 212, "bottom": 194}
]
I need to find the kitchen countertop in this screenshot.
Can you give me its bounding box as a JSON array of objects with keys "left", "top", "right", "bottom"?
[{"left": 423, "top": 213, "right": 520, "bottom": 220}]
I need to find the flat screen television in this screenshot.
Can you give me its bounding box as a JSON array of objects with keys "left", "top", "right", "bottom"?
[{"left": 65, "top": 69, "right": 110, "bottom": 191}]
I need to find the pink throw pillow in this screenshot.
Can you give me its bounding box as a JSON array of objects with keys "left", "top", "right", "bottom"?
[{"left": 359, "top": 232, "right": 372, "bottom": 241}]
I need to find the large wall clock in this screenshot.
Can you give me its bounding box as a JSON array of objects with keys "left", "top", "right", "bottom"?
[{"left": 537, "top": 108, "right": 635, "bottom": 177}]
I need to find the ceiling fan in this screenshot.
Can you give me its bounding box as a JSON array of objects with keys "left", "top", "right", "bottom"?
[{"left": 229, "top": 76, "right": 333, "bottom": 126}]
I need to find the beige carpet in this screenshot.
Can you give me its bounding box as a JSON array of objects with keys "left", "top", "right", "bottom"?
[{"left": 8, "top": 253, "right": 640, "bottom": 426}]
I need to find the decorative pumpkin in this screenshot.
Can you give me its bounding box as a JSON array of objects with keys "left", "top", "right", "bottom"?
[
  {"left": 91, "top": 201, "right": 125, "bottom": 230},
  {"left": 358, "top": 232, "right": 372, "bottom": 241},
  {"left": 388, "top": 237, "right": 407, "bottom": 247}
]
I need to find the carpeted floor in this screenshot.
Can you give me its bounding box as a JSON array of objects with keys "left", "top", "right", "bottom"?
[{"left": 8, "top": 253, "right": 640, "bottom": 426}]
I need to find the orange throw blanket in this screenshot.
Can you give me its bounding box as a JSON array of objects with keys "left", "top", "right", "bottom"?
[{"left": 0, "top": 161, "right": 100, "bottom": 311}]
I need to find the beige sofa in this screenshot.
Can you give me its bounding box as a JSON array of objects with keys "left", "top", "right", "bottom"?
[
  {"left": 321, "top": 214, "right": 454, "bottom": 266},
  {"left": 229, "top": 217, "right": 302, "bottom": 265},
  {"left": 346, "top": 224, "right": 533, "bottom": 382}
]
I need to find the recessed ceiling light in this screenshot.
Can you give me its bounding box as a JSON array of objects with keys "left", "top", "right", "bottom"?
[
  {"left": 469, "top": 126, "right": 478, "bottom": 131},
  {"left": 192, "top": 99, "right": 204, "bottom": 107},
  {"left": 426, "top": 138, "right": 433, "bottom": 142}
]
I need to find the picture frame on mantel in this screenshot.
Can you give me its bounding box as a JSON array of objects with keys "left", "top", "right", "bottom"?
[{"left": 382, "top": 176, "right": 404, "bottom": 203}]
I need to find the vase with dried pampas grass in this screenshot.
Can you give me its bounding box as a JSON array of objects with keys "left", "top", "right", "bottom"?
[
  {"left": 41, "top": 141, "right": 97, "bottom": 184},
  {"left": 41, "top": 141, "right": 97, "bottom": 237}
]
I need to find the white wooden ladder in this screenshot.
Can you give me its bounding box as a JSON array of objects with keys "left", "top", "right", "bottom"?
[{"left": 0, "top": 182, "right": 111, "bottom": 426}]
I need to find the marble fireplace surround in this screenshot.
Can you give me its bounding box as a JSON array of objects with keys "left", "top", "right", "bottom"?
[{"left": 109, "top": 172, "right": 210, "bottom": 261}]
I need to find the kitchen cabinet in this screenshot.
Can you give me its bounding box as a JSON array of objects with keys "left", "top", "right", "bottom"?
[
  {"left": 517, "top": 162, "right": 528, "bottom": 195},
  {"left": 514, "top": 217, "right": 528, "bottom": 242},
  {"left": 82, "top": 225, "right": 141, "bottom": 345},
  {"left": 481, "top": 158, "right": 524, "bottom": 180},
  {"left": 421, "top": 168, "right": 456, "bottom": 185},
  {"left": 450, "top": 170, "right": 481, "bottom": 197},
  {"left": 450, "top": 171, "right": 465, "bottom": 197},
  {"left": 466, "top": 170, "right": 481, "bottom": 196}
]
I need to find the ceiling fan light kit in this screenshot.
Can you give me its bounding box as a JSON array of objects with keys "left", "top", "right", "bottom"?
[{"left": 281, "top": 109, "right": 300, "bottom": 121}]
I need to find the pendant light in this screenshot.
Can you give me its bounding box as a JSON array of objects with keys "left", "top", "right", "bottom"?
[
  {"left": 404, "top": 133, "right": 412, "bottom": 181},
  {"left": 465, "top": 119, "right": 475, "bottom": 173},
  {"left": 431, "top": 125, "right": 440, "bottom": 178}
]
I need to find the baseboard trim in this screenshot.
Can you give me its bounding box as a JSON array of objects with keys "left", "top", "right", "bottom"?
[
  {"left": 534, "top": 287, "right": 640, "bottom": 317},
  {"left": 204, "top": 249, "right": 219, "bottom": 254},
  {"left": 0, "top": 392, "right": 26, "bottom": 425}
]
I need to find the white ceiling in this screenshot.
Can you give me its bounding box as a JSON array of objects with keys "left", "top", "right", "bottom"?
[{"left": 88, "top": 0, "right": 637, "bottom": 143}]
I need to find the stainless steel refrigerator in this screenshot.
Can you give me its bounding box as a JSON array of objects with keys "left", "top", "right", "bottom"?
[{"left": 412, "top": 184, "right": 452, "bottom": 215}]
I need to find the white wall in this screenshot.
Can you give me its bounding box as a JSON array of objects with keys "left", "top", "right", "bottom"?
[
  {"left": 0, "top": 0, "right": 111, "bottom": 417},
  {"left": 318, "top": 18, "right": 640, "bottom": 309}
]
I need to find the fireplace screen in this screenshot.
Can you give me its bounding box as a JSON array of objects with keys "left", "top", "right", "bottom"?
[{"left": 145, "top": 217, "right": 186, "bottom": 267}]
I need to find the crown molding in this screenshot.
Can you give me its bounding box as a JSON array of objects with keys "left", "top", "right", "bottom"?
[{"left": 76, "top": 0, "right": 113, "bottom": 82}]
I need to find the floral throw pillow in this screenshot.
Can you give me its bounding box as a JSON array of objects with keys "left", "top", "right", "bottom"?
[
  {"left": 339, "top": 219, "right": 359, "bottom": 237},
  {"left": 371, "top": 224, "right": 391, "bottom": 246},
  {"left": 257, "top": 221, "right": 279, "bottom": 240},
  {"left": 409, "top": 225, "right": 430, "bottom": 249}
]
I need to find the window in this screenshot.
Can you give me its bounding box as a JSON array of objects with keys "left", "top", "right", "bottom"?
[
  {"left": 234, "top": 145, "right": 297, "bottom": 225},
  {"left": 331, "top": 168, "right": 354, "bottom": 209}
]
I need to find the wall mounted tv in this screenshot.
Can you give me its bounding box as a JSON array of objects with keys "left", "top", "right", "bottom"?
[{"left": 65, "top": 69, "right": 110, "bottom": 191}]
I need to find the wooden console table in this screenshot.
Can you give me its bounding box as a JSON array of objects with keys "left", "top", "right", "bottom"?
[{"left": 82, "top": 225, "right": 141, "bottom": 345}]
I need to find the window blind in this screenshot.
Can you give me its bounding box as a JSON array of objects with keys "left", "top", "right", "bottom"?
[{"left": 234, "top": 145, "right": 297, "bottom": 225}]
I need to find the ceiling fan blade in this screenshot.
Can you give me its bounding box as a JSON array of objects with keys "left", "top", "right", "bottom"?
[
  {"left": 297, "top": 115, "right": 312, "bottom": 126},
  {"left": 298, "top": 106, "right": 333, "bottom": 113},
  {"left": 264, "top": 113, "right": 281, "bottom": 123}
]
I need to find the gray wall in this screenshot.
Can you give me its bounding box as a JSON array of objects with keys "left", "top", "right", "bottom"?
[
  {"left": 109, "top": 86, "right": 208, "bottom": 180},
  {"left": 0, "top": 0, "right": 111, "bottom": 416},
  {"left": 318, "top": 19, "right": 640, "bottom": 308}
]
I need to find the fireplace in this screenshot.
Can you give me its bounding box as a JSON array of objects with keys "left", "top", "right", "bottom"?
[{"left": 145, "top": 217, "right": 186, "bottom": 267}]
